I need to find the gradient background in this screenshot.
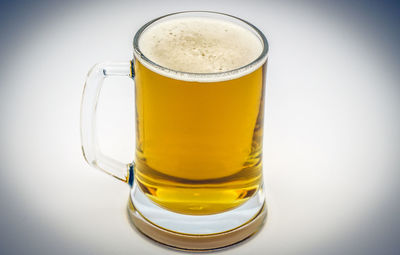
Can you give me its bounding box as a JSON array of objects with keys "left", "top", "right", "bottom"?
[{"left": 0, "top": 0, "right": 399, "bottom": 254}]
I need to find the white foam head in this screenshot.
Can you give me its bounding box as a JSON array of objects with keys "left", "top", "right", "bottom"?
[{"left": 137, "top": 17, "right": 265, "bottom": 81}]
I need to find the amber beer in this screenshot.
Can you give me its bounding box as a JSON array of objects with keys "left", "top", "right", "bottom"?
[{"left": 133, "top": 17, "right": 266, "bottom": 215}]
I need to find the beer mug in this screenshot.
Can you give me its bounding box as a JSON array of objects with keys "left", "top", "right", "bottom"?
[{"left": 81, "top": 11, "right": 269, "bottom": 250}]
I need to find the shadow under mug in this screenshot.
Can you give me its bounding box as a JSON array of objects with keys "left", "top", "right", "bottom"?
[{"left": 81, "top": 11, "right": 269, "bottom": 251}]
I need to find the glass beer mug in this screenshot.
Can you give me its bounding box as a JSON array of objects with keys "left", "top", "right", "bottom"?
[{"left": 81, "top": 11, "right": 269, "bottom": 250}]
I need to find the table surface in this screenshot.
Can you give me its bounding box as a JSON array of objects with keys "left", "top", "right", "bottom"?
[{"left": 0, "top": 1, "right": 399, "bottom": 254}]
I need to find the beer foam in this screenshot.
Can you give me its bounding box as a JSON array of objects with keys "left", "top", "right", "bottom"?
[{"left": 138, "top": 17, "right": 263, "bottom": 77}]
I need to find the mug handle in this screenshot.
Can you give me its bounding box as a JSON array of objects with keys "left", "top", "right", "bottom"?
[{"left": 81, "top": 61, "right": 133, "bottom": 183}]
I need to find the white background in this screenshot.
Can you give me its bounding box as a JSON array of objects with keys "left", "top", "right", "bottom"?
[{"left": 0, "top": 0, "right": 399, "bottom": 254}]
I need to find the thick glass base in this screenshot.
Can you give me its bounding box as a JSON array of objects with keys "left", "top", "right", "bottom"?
[{"left": 127, "top": 180, "right": 267, "bottom": 251}]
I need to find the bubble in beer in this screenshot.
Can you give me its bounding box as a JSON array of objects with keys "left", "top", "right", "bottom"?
[{"left": 138, "top": 17, "right": 263, "bottom": 74}]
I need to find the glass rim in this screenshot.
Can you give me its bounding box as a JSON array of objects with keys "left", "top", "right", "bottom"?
[{"left": 133, "top": 11, "right": 269, "bottom": 82}]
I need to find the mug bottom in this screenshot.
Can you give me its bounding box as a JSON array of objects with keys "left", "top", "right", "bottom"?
[{"left": 127, "top": 179, "right": 267, "bottom": 251}]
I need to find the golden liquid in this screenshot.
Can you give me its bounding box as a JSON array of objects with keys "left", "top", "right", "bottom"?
[{"left": 134, "top": 60, "right": 265, "bottom": 215}]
